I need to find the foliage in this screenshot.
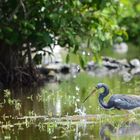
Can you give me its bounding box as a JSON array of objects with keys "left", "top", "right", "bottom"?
[
  {"left": 117, "top": 0, "right": 140, "bottom": 45},
  {"left": 3, "top": 90, "right": 22, "bottom": 112},
  {"left": 0, "top": 0, "right": 136, "bottom": 85},
  {"left": 0, "top": 1, "right": 125, "bottom": 49}
]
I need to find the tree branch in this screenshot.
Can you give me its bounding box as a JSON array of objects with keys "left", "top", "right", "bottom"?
[
  {"left": 20, "top": 0, "right": 27, "bottom": 18},
  {"left": 8, "top": 4, "right": 20, "bottom": 21}
]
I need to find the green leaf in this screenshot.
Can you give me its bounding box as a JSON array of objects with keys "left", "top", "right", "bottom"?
[
  {"left": 93, "top": 53, "right": 102, "bottom": 65},
  {"left": 73, "top": 45, "right": 79, "bottom": 54},
  {"left": 42, "top": 32, "right": 53, "bottom": 45},
  {"left": 79, "top": 55, "right": 85, "bottom": 68},
  {"left": 33, "top": 54, "right": 42, "bottom": 64}
]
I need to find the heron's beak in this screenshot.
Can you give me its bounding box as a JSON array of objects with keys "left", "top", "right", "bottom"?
[{"left": 83, "top": 87, "right": 97, "bottom": 103}]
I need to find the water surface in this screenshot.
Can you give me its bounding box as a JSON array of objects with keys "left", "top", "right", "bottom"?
[
  {"left": 0, "top": 45, "right": 140, "bottom": 140},
  {"left": 0, "top": 72, "right": 140, "bottom": 140}
]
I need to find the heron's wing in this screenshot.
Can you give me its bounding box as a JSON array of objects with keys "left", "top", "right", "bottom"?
[{"left": 111, "top": 94, "right": 140, "bottom": 110}]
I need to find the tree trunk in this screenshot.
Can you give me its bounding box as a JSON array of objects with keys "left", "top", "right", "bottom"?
[
  {"left": 0, "top": 43, "right": 17, "bottom": 85},
  {"left": 0, "top": 41, "right": 37, "bottom": 87}
]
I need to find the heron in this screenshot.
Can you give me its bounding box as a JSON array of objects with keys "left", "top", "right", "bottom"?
[{"left": 83, "top": 83, "right": 140, "bottom": 112}]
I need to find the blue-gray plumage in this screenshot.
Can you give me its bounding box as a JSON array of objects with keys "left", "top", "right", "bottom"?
[{"left": 83, "top": 83, "right": 140, "bottom": 111}]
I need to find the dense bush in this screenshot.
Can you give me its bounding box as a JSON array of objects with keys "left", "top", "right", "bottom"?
[
  {"left": 0, "top": 0, "right": 138, "bottom": 86},
  {"left": 118, "top": 0, "right": 140, "bottom": 45}
]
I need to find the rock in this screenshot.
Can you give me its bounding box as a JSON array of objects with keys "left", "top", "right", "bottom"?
[
  {"left": 118, "top": 59, "right": 130, "bottom": 68},
  {"left": 87, "top": 66, "right": 110, "bottom": 77},
  {"left": 130, "top": 59, "right": 140, "bottom": 68},
  {"left": 38, "top": 56, "right": 140, "bottom": 83},
  {"left": 102, "top": 57, "right": 120, "bottom": 70},
  {"left": 60, "top": 65, "right": 70, "bottom": 74},
  {"left": 113, "top": 42, "right": 128, "bottom": 54},
  {"left": 45, "top": 63, "right": 62, "bottom": 72},
  {"left": 103, "top": 60, "right": 119, "bottom": 70},
  {"left": 46, "top": 71, "right": 58, "bottom": 82},
  {"left": 35, "top": 45, "right": 65, "bottom": 66},
  {"left": 38, "top": 63, "right": 80, "bottom": 83},
  {"left": 59, "top": 64, "right": 80, "bottom": 75},
  {"left": 103, "top": 57, "right": 130, "bottom": 69},
  {"left": 70, "top": 64, "right": 80, "bottom": 74},
  {"left": 86, "top": 61, "right": 96, "bottom": 71},
  {"left": 122, "top": 72, "right": 133, "bottom": 82},
  {"left": 37, "top": 67, "right": 58, "bottom": 82},
  {"left": 38, "top": 67, "right": 51, "bottom": 75},
  {"left": 131, "top": 68, "right": 140, "bottom": 75}
]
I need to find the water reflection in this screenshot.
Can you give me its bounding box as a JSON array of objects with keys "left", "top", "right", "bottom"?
[
  {"left": 0, "top": 72, "right": 140, "bottom": 139},
  {"left": 100, "top": 121, "right": 140, "bottom": 140},
  {"left": 75, "top": 122, "right": 88, "bottom": 140}
]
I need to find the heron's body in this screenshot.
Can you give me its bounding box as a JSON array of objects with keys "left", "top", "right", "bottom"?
[
  {"left": 102, "top": 94, "right": 140, "bottom": 110},
  {"left": 84, "top": 83, "right": 140, "bottom": 111}
]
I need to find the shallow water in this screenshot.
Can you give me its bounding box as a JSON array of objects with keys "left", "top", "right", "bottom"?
[
  {"left": 0, "top": 73, "right": 140, "bottom": 140},
  {"left": 0, "top": 46, "right": 140, "bottom": 140}
]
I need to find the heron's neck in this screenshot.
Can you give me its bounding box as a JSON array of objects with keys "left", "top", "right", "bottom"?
[{"left": 99, "top": 85, "right": 111, "bottom": 109}]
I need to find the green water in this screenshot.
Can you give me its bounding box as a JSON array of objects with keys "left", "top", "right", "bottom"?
[
  {"left": 101, "top": 43, "right": 140, "bottom": 60},
  {"left": 0, "top": 46, "right": 140, "bottom": 140},
  {"left": 0, "top": 73, "right": 140, "bottom": 140}
]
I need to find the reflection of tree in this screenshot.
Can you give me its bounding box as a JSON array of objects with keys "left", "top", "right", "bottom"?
[{"left": 100, "top": 122, "right": 140, "bottom": 140}]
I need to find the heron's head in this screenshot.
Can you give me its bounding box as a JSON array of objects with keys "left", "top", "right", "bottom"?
[
  {"left": 96, "top": 83, "right": 105, "bottom": 89},
  {"left": 83, "top": 83, "right": 107, "bottom": 103}
]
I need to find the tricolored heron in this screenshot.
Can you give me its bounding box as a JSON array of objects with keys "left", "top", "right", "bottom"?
[{"left": 83, "top": 83, "right": 140, "bottom": 111}]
